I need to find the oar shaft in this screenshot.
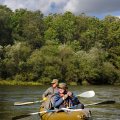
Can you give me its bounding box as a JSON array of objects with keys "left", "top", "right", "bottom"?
[
  {"left": 12, "top": 100, "right": 115, "bottom": 120},
  {"left": 30, "top": 109, "right": 56, "bottom": 115},
  {"left": 14, "top": 100, "right": 44, "bottom": 106},
  {"left": 84, "top": 100, "right": 115, "bottom": 106},
  {"left": 14, "top": 90, "right": 95, "bottom": 106}
]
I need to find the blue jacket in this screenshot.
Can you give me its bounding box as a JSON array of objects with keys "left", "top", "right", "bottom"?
[{"left": 53, "top": 93, "right": 80, "bottom": 109}]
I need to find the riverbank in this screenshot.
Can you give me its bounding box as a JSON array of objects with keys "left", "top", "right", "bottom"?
[
  {"left": 0, "top": 81, "right": 77, "bottom": 86},
  {"left": 0, "top": 80, "right": 79, "bottom": 86},
  {"left": 0, "top": 80, "right": 43, "bottom": 86},
  {"left": 0, "top": 80, "right": 119, "bottom": 86}
]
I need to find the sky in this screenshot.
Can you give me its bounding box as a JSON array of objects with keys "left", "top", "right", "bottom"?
[{"left": 0, "top": 0, "right": 120, "bottom": 19}]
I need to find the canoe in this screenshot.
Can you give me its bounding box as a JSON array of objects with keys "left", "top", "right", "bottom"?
[{"left": 39, "top": 107, "right": 92, "bottom": 120}]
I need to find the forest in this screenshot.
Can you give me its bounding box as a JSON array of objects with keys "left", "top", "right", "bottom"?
[{"left": 0, "top": 5, "right": 120, "bottom": 85}]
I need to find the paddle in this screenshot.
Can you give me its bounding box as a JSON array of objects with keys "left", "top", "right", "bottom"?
[
  {"left": 76, "top": 90, "right": 95, "bottom": 98},
  {"left": 14, "top": 99, "right": 45, "bottom": 106},
  {"left": 14, "top": 90, "right": 95, "bottom": 106},
  {"left": 84, "top": 100, "right": 115, "bottom": 106},
  {"left": 12, "top": 109, "right": 56, "bottom": 120},
  {"left": 12, "top": 107, "right": 81, "bottom": 120},
  {"left": 12, "top": 100, "right": 115, "bottom": 120}
]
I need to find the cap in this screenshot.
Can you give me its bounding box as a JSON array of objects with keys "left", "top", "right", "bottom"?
[
  {"left": 58, "top": 83, "right": 68, "bottom": 89},
  {"left": 51, "top": 79, "right": 58, "bottom": 84}
]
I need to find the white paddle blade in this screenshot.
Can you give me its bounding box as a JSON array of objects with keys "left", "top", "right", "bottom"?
[
  {"left": 77, "top": 90, "right": 95, "bottom": 98},
  {"left": 14, "top": 100, "right": 44, "bottom": 106},
  {"left": 14, "top": 102, "right": 34, "bottom": 106}
]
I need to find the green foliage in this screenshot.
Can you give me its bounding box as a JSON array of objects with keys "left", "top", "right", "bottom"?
[
  {"left": 101, "top": 62, "right": 119, "bottom": 84},
  {"left": 11, "top": 9, "right": 45, "bottom": 48},
  {"left": 0, "top": 80, "right": 42, "bottom": 85},
  {"left": 0, "top": 46, "right": 5, "bottom": 79},
  {"left": 3, "top": 42, "right": 31, "bottom": 79},
  {"left": 44, "top": 12, "right": 76, "bottom": 44},
  {"left": 0, "top": 5, "right": 13, "bottom": 46},
  {"left": 0, "top": 5, "right": 120, "bottom": 85}
]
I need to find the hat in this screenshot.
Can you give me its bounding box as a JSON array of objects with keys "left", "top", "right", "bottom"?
[
  {"left": 51, "top": 79, "right": 58, "bottom": 84},
  {"left": 58, "top": 83, "right": 67, "bottom": 89}
]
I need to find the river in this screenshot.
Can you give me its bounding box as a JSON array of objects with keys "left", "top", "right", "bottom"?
[{"left": 0, "top": 85, "right": 120, "bottom": 120}]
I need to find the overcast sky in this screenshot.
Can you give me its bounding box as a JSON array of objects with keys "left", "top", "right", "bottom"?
[{"left": 0, "top": 0, "right": 120, "bottom": 18}]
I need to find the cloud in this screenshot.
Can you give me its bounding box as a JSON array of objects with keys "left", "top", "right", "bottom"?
[
  {"left": 117, "top": 16, "right": 120, "bottom": 18},
  {"left": 0, "top": 0, "right": 120, "bottom": 17},
  {"left": 63, "top": 0, "right": 120, "bottom": 18},
  {"left": 0, "top": 0, "right": 50, "bottom": 13}
]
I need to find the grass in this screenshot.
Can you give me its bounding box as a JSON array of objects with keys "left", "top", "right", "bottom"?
[
  {"left": 69, "top": 82, "right": 77, "bottom": 85},
  {"left": 0, "top": 80, "right": 43, "bottom": 86},
  {"left": 0, "top": 80, "right": 79, "bottom": 86}
]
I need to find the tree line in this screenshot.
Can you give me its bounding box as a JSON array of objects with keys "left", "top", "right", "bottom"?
[{"left": 0, "top": 5, "right": 120, "bottom": 85}]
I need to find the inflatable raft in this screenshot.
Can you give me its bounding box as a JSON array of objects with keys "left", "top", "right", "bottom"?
[{"left": 40, "top": 107, "right": 92, "bottom": 120}]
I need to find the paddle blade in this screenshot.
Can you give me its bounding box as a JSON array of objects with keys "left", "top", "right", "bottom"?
[
  {"left": 77, "top": 90, "right": 95, "bottom": 98},
  {"left": 95, "top": 100, "right": 115, "bottom": 105},
  {"left": 85, "top": 100, "right": 116, "bottom": 106},
  {"left": 14, "top": 100, "right": 44, "bottom": 106},
  {"left": 12, "top": 114, "right": 30, "bottom": 120},
  {"left": 14, "top": 102, "right": 34, "bottom": 106},
  {"left": 99, "top": 100, "right": 115, "bottom": 104}
]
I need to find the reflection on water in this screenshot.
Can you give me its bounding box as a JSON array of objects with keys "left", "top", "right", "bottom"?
[{"left": 0, "top": 85, "right": 120, "bottom": 120}]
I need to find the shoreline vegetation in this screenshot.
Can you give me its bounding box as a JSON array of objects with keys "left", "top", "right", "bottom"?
[
  {"left": 0, "top": 5, "right": 120, "bottom": 85},
  {"left": 0, "top": 80, "right": 78, "bottom": 86},
  {"left": 0, "top": 80, "right": 119, "bottom": 86},
  {"left": 0, "top": 80, "right": 43, "bottom": 86}
]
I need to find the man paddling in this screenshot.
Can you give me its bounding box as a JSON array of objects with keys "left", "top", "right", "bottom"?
[
  {"left": 53, "top": 83, "right": 84, "bottom": 109},
  {"left": 42, "top": 79, "right": 59, "bottom": 109}
]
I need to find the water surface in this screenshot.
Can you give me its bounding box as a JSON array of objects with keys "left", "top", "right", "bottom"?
[{"left": 0, "top": 85, "right": 120, "bottom": 120}]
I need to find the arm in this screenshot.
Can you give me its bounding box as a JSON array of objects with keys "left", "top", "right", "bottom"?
[
  {"left": 42, "top": 87, "right": 52, "bottom": 98},
  {"left": 71, "top": 96, "right": 84, "bottom": 109},
  {"left": 67, "top": 91, "right": 80, "bottom": 105},
  {"left": 54, "top": 94, "right": 69, "bottom": 108},
  {"left": 54, "top": 95, "right": 64, "bottom": 108},
  {"left": 71, "top": 96, "right": 80, "bottom": 105}
]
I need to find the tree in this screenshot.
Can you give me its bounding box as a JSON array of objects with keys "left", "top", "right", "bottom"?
[
  {"left": 44, "top": 12, "right": 76, "bottom": 44},
  {"left": 3, "top": 42, "right": 31, "bottom": 79},
  {"left": 11, "top": 9, "right": 45, "bottom": 48},
  {"left": 0, "top": 5, "right": 13, "bottom": 46},
  {"left": 27, "top": 41, "right": 61, "bottom": 82},
  {"left": 103, "top": 15, "right": 120, "bottom": 49}
]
